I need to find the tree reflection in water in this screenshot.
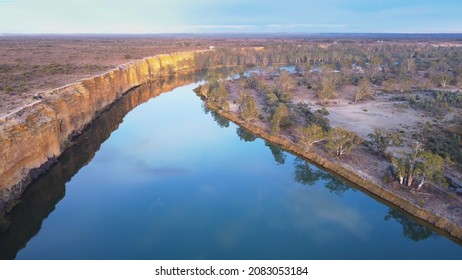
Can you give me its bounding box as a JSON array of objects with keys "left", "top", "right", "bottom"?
[
  {"left": 265, "top": 141, "right": 286, "bottom": 165},
  {"left": 292, "top": 158, "right": 435, "bottom": 242},
  {"left": 293, "top": 158, "right": 322, "bottom": 186},
  {"left": 236, "top": 127, "right": 257, "bottom": 142},
  {"left": 210, "top": 110, "right": 230, "bottom": 128},
  {"left": 385, "top": 209, "right": 436, "bottom": 241},
  {"left": 293, "top": 158, "right": 353, "bottom": 197}
]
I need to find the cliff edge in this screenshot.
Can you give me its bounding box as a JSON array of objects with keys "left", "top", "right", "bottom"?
[{"left": 0, "top": 51, "right": 198, "bottom": 207}]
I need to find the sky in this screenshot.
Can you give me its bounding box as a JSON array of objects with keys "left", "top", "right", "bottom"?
[{"left": 0, "top": 0, "right": 461, "bottom": 34}]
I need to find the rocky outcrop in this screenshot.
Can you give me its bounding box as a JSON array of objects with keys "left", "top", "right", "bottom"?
[{"left": 0, "top": 52, "right": 198, "bottom": 208}]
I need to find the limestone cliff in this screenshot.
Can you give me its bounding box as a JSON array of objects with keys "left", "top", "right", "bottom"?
[{"left": 0, "top": 51, "right": 197, "bottom": 208}]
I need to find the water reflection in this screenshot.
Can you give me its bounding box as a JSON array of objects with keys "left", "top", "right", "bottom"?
[
  {"left": 324, "top": 176, "right": 353, "bottom": 197},
  {"left": 293, "top": 158, "right": 353, "bottom": 197},
  {"left": 291, "top": 156, "right": 441, "bottom": 243},
  {"left": 293, "top": 158, "right": 322, "bottom": 186},
  {"left": 236, "top": 127, "right": 257, "bottom": 142},
  {"left": 385, "top": 209, "right": 436, "bottom": 241},
  {"left": 284, "top": 187, "right": 372, "bottom": 241},
  {"left": 210, "top": 111, "right": 230, "bottom": 128},
  {"left": 265, "top": 142, "right": 286, "bottom": 165},
  {"left": 0, "top": 73, "right": 198, "bottom": 260}
]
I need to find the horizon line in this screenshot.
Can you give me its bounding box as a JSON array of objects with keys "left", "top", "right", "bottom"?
[{"left": 2, "top": 32, "right": 462, "bottom": 36}]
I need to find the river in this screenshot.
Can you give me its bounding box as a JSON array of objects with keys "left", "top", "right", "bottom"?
[{"left": 0, "top": 74, "right": 461, "bottom": 259}]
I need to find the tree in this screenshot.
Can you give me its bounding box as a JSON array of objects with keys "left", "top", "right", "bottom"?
[
  {"left": 199, "top": 83, "right": 210, "bottom": 98},
  {"left": 402, "top": 58, "right": 416, "bottom": 73},
  {"left": 415, "top": 151, "right": 446, "bottom": 191},
  {"left": 390, "top": 141, "right": 446, "bottom": 190},
  {"left": 278, "top": 69, "right": 297, "bottom": 92},
  {"left": 432, "top": 72, "right": 451, "bottom": 88},
  {"left": 274, "top": 86, "right": 293, "bottom": 104},
  {"left": 399, "top": 77, "right": 413, "bottom": 92},
  {"left": 238, "top": 92, "right": 259, "bottom": 123},
  {"left": 366, "top": 129, "right": 402, "bottom": 157},
  {"left": 245, "top": 74, "right": 263, "bottom": 90},
  {"left": 296, "top": 124, "right": 326, "bottom": 152},
  {"left": 316, "top": 64, "right": 338, "bottom": 104},
  {"left": 423, "top": 121, "right": 431, "bottom": 134},
  {"left": 391, "top": 156, "right": 407, "bottom": 185},
  {"left": 208, "top": 83, "right": 229, "bottom": 109},
  {"left": 309, "top": 107, "right": 331, "bottom": 131},
  {"left": 325, "top": 128, "right": 362, "bottom": 156},
  {"left": 354, "top": 78, "right": 372, "bottom": 102},
  {"left": 371, "top": 55, "right": 383, "bottom": 69},
  {"left": 271, "top": 103, "right": 289, "bottom": 135},
  {"left": 406, "top": 141, "right": 424, "bottom": 187},
  {"left": 265, "top": 91, "right": 279, "bottom": 107},
  {"left": 382, "top": 78, "right": 397, "bottom": 93},
  {"left": 317, "top": 75, "right": 336, "bottom": 104},
  {"left": 456, "top": 75, "right": 462, "bottom": 88}
]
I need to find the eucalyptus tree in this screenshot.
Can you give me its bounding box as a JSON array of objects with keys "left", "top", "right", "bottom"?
[
  {"left": 354, "top": 78, "right": 372, "bottom": 103},
  {"left": 325, "top": 128, "right": 362, "bottom": 157},
  {"left": 415, "top": 152, "right": 446, "bottom": 191},
  {"left": 271, "top": 103, "right": 289, "bottom": 135},
  {"left": 317, "top": 64, "right": 343, "bottom": 103},
  {"left": 366, "top": 129, "right": 402, "bottom": 157},
  {"left": 238, "top": 92, "right": 259, "bottom": 123},
  {"left": 296, "top": 124, "right": 327, "bottom": 152},
  {"left": 278, "top": 70, "right": 297, "bottom": 93}
]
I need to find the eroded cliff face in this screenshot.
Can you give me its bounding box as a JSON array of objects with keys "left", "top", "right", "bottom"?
[{"left": 0, "top": 51, "right": 197, "bottom": 206}]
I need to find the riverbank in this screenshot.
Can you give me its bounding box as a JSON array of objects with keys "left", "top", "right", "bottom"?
[
  {"left": 1, "top": 43, "right": 461, "bottom": 243},
  {"left": 195, "top": 90, "right": 462, "bottom": 241}
]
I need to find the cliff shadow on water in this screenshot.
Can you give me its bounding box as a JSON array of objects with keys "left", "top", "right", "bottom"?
[{"left": 0, "top": 73, "right": 201, "bottom": 260}]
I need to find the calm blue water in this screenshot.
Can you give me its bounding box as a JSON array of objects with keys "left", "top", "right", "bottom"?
[{"left": 1, "top": 81, "right": 461, "bottom": 259}]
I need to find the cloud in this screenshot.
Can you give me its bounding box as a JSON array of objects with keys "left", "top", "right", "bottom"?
[
  {"left": 171, "top": 23, "right": 348, "bottom": 33},
  {"left": 180, "top": 25, "right": 258, "bottom": 31},
  {"left": 1, "top": 0, "right": 461, "bottom": 33},
  {"left": 266, "top": 23, "right": 348, "bottom": 30},
  {"left": 285, "top": 187, "right": 372, "bottom": 240}
]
